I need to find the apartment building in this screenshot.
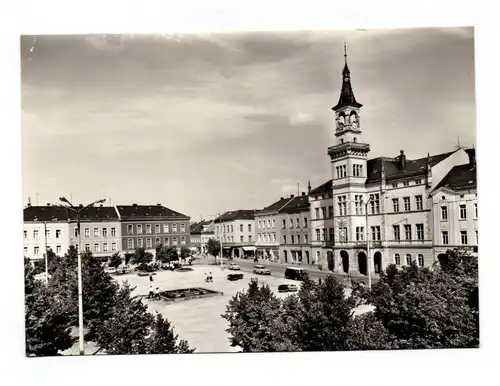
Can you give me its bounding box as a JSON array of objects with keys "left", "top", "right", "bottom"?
[
  {"left": 190, "top": 220, "right": 215, "bottom": 254},
  {"left": 214, "top": 210, "right": 256, "bottom": 258}
]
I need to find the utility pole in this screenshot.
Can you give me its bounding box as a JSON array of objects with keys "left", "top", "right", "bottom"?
[{"left": 363, "top": 197, "right": 372, "bottom": 289}]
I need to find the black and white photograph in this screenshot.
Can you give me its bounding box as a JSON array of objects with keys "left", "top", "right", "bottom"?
[{"left": 19, "top": 25, "right": 480, "bottom": 358}]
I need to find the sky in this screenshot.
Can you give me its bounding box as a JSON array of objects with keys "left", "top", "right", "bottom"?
[{"left": 21, "top": 27, "right": 476, "bottom": 220}]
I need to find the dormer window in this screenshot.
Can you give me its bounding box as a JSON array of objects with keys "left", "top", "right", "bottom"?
[
  {"left": 340, "top": 139, "right": 344, "bottom": 144},
  {"left": 353, "top": 137, "right": 357, "bottom": 142}
]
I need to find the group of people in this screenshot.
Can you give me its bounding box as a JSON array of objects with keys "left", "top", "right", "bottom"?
[
  {"left": 204, "top": 272, "right": 214, "bottom": 282},
  {"left": 148, "top": 285, "right": 161, "bottom": 300}
]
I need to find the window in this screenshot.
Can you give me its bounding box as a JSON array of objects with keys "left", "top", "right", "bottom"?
[
  {"left": 24, "top": 246, "right": 28, "bottom": 255},
  {"left": 84, "top": 228, "right": 90, "bottom": 237},
  {"left": 305, "top": 234, "right": 308, "bottom": 243},
  {"left": 282, "top": 219, "right": 286, "bottom": 229},
  {"left": 231, "top": 225, "right": 234, "bottom": 232},
  {"left": 416, "top": 224, "right": 424, "bottom": 240},
  {"left": 460, "top": 231, "right": 468, "bottom": 245},
  {"left": 164, "top": 237, "right": 169, "bottom": 246},
  {"left": 74, "top": 228, "right": 79, "bottom": 237},
  {"left": 181, "top": 224, "right": 185, "bottom": 232},
  {"left": 267, "top": 220, "right": 271, "bottom": 228},
  {"left": 163, "top": 224, "right": 169, "bottom": 233},
  {"left": 371, "top": 226, "right": 381, "bottom": 241},
  {"left": 355, "top": 195, "right": 363, "bottom": 214},
  {"left": 173, "top": 224, "right": 178, "bottom": 232},
  {"left": 297, "top": 235, "right": 301, "bottom": 244},
  {"left": 258, "top": 220, "right": 261, "bottom": 229},
  {"left": 46, "top": 229, "right": 51, "bottom": 238},
  {"left": 403, "top": 181, "right": 410, "bottom": 187},
  {"left": 296, "top": 218, "right": 300, "bottom": 228},
  {"left": 146, "top": 238, "right": 152, "bottom": 248},
  {"left": 272, "top": 219, "right": 275, "bottom": 228},
  {"left": 304, "top": 218, "right": 308, "bottom": 228},
  {"left": 173, "top": 237, "right": 178, "bottom": 246},
  {"left": 329, "top": 228, "right": 335, "bottom": 242},
  {"left": 418, "top": 254, "right": 424, "bottom": 267},
  {"left": 459, "top": 205, "right": 467, "bottom": 219},
  {"left": 155, "top": 224, "right": 160, "bottom": 234},
  {"left": 415, "top": 179, "right": 422, "bottom": 185},
  {"left": 353, "top": 164, "right": 363, "bottom": 177},
  {"left": 23, "top": 230, "right": 27, "bottom": 239},
  {"left": 415, "top": 195, "right": 423, "bottom": 211},
  {"left": 146, "top": 224, "right": 152, "bottom": 234},
  {"left": 102, "top": 228, "right": 108, "bottom": 237},
  {"left": 137, "top": 224, "right": 143, "bottom": 234},
  {"left": 291, "top": 235, "right": 295, "bottom": 244},
  {"left": 75, "top": 244, "right": 79, "bottom": 252},
  {"left": 94, "top": 243, "right": 100, "bottom": 252},
  {"left": 338, "top": 196, "right": 347, "bottom": 216},
  {"left": 92, "top": 228, "right": 98, "bottom": 237},
  {"left": 394, "top": 254, "right": 401, "bottom": 265},
  {"left": 441, "top": 206, "right": 448, "bottom": 220},
  {"left": 403, "top": 197, "right": 411, "bottom": 212},
  {"left": 56, "top": 245, "right": 62, "bottom": 254},
  {"left": 289, "top": 218, "right": 294, "bottom": 228},
  {"left": 321, "top": 207, "right": 327, "bottom": 219},
  {"left": 85, "top": 244, "right": 91, "bottom": 252},
  {"left": 315, "top": 229, "right": 320, "bottom": 241},
  {"left": 181, "top": 237, "right": 186, "bottom": 245},
  {"left": 112, "top": 242, "right": 117, "bottom": 251},
  {"left": 258, "top": 234, "right": 261, "bottom": 242},
  {"left": 34, "top": 246, "right": 39, "bottom": 255},
  {"left": 393, "top": 198, "right": 399, "bottom": 212},
  {"left": 155, "top": 237, "right": 160, "bottom": 245},
  {"left": 137, "top": 238, "right": 143, "bottom": 248},
  {"left": 314, "top": 208, "right": 320, "bottom": 220},
  {"left": 442, "top": 231, "right": 449, "bottom": 245},
  {"left": 336, "top": 165, "right": 347, "bottom": 179},
  {"left": 474, "top": 203, "right": 478, "bottom": 218},
  {"left": 101, "top": 243, "right": 108, "bottom": 252},
  {"left": 328, "top": 206, "right": 334, "bottom": 218},
  {"left": 406, "top": 254, "right": 412, "bottom": 265},
  {"left": 283, "top": 235, "right": 287, "bottom": 244},
  {"left": 392, "top": 183, "right": 398, "bottom": 189},
  {"left": 240, "top": 235, "right": 244, "bottom": 242},
  {"left": 33, "top": 229, "right": 39, "bottom": 240},
  {"left": 393, "top": 225, "right": 400, "bottom": 241},
  {"left": 56, "top": 229, "right": 61, "bottom": 239},
  {"left": 249, "top": 235, "right": 253, "bottom": 243},
  {"left": 356, "top": 226, "right": 364, "bottom": 241},
  {"left": 475, "top": 230, "right": 478, "bottom": 244},
  {"left": 127, "top": 225, "right": 133, "bottom": 235},
  {"left": 369, "top": 194, "right": 380, "bottom": 214},
  {"left": 404, "top": 224, "right": 412, "bottom": 240}
]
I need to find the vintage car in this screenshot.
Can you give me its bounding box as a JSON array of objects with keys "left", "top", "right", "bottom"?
[
  {"left": 253, "top": 264, "right": 271, "bottom": 275},
  {"left": 227, "top": 273, "right": 244, "bottom": 281}
]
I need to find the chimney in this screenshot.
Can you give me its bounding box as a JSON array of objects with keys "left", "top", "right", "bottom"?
[
  {"left": 99, "top": 204, "right": 103, "bottom": 207},
  {"left": 302, "top": 192, "right": 306, "bottom": 196},
  {"left": 290, "top": 194, "right": 295, "bottom": 198},
  {"left": 280, "top": 197, "right": 284, "bottom": 200},
  {"left": 157, "top": 203, "right": 161, "bottom": 206},
  {"left": 399, "top": 150, "right": 407, "bottom": 168},
  {"left": 132, "top": 203, "right": 138, "bottom": 207},
  {"left": 27, "top": 203, "right": 31, "bottom": 207},
  {"left": 46, "top": 203, "right": 51, "bottom": 206},
  {"left": 79, "top": 204, "right": 83, "bottom": 208}
]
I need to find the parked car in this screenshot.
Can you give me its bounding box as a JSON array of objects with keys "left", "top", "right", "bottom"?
[
  {"left": 278, "top": 284, "right": 299, "bottom": 293},
  {"left": 253, "top": 264, "right": 271, "bottom": 275},
  {"left": 228, "top": 263, "right": 240, "bottom": 271},
  {"left": 104, "top": 266, "right": 117, "bottom": 274},
  {"left": 284, "top": 267, "right": 308, "bottom": 281},
  {"left": 227, "top": 273, "right": 244, "bottom": 281}
]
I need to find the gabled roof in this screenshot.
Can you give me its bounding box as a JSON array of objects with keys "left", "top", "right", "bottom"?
[
  {"left": 116, "top": 204, "right": 189, "bottom": 220},
  {"left": 190, "top": 220, "right": 212, "bottom": 234},
  {"left": 366, "top": 151, "right": 455, "bottom": 184},
  {"left": 309, "top": 179, "right": 333, "bottom": 196},
  {"left": 433, "top": 164, "right": 477, "bottom": 192},
  {"left": 280, "top": 194, "right": 310, "bottom": 213},
  {"left": 214, "top": 210, "right": 256, "bottom": 222},
  {"left": 256, "top": 197, "right": 294, "bottom": 215},
  {"left": 23, "top": 205, "right": 119, "bottom": 222}
]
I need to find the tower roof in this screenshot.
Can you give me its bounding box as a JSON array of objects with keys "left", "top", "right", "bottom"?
[{"left": 332, "top": 43, "right": 362, "bottom": 110}]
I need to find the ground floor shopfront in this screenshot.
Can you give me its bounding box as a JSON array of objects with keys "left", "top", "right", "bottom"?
[
  {"left": 222, "top": 245, "right": 256, "bottom": 259},
  {"left": 279, "top": 245, "right": 313, "bottom": 265},
  {"left": 256, "top": 246, "right": 279, "bottom": 262}
]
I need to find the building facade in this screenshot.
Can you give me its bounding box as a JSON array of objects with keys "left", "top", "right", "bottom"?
[
  {"left": 23, "top": 204, "right": 72, "bottom": 260},
  {"left": 116, "top": 204, "right": 191, "bottom": 256},
  {"left": 255, "top": 196, "right": 293, "bottom": 261},
  {"left": 190, "top": 220, "right": 215, "bottom": 254},
  {"left": 68, "top": 205, "right": 121, "bottom": 258},
  {"left": 278, "top": 193, "right": 311, "bottom": 265},
  {"left": 214, "top": 210, "right": 256, "bottom": 258}
]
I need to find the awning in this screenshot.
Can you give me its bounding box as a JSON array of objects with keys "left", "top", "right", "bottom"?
[
  {"left": 242, "top": 246, "right": 256, "bottom": 251},
  {"left": 223, "top": 247, "right": 231, "bottom": 250}
]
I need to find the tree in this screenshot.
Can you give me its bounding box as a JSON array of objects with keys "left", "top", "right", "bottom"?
[
  {"left": 207, "top": 238, "right": 221, "bottom": 263},
  {"left": 25, "top": 258, "right": 74, "bottom": 356},
  {"left": 131, "top": 247, "right": 153, "bottom": 266},
  {"left": 155, "top": 245, "right": 177, "bottom": 264},
  {"left": 108, "top": 252, "right": 122, "bottom": 269},
  {"left": 180, "top": 245, "right": 191, "bottom": 262},
  {"left": 145, "top": 313, "right": 195, "bottom": 354}
]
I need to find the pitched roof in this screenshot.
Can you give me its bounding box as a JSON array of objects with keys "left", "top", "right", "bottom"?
[
  {"left": 366, "top": 151, "right": 455, "bottom": 184},
  {"left": 280, "top": 194, "right": 310, "bottom": 213},
  {"left": 333, "top": 62, "right": 362, "bottom": 110},
  {"left": 309, "top": 179, "right": 333, "bottom": 195},
  {"left": 116, "top": 204, "right": 189, "bottom": 220},
  {"left": 256, "top": 197, "right": 294, "bottom": 215},
  {"left": 190, "top": 220, "right": 212, "bottom": 234},
  {"left": 433, "top": 164, "right": 477, "bottom": 192},
  {"left": 24, "top": 205, "right": 73, "bottom": 222},
  {"left": 214, "top": 210, "right": 256, "bottom": 222}
]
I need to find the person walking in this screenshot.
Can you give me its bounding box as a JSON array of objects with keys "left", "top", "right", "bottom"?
[
  {"left": 149, "top": 273, "right": 154, "bottom": 282},
  {"left": 154, "top": 286, "right": 160, "bottom": 300},
  {"left": 148, "top": 285, "right": 154, "bottom": 299},
  {"left": 209, "top": 272, "right": 213, "bottom": 282}
]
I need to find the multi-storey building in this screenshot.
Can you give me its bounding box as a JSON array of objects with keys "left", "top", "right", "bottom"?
[
  {"left": 430, "top": 152, "right": 477, "bottom": 259},
  {"left": 214, "top": 210, "right": 256, "bottom": 258},
  {"left": 255, "top": 196, "right": 293, "bottom": 262},
  {"left": 312, "top": 46, "right": 473, "bottom": 276},
  {"left": 190, "top": 220, "right": 215, "bottom": 254},
  {"left": 116, "top": 204, "right": 191, "bottom": 257},
  {"left": 68, "top": 205, "right": 121, "bottom": 258},
  {"left": 23, "top": 204, "right": 72, "bottom": 260},
  {"left": 279, "top": 192, "right": 311, "bottom": 265}
]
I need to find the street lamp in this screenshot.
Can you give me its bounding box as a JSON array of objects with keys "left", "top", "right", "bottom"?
[
  {"left": 33, "top": 216, "right": 57, "bottom": 284},
  {"left": 59, "top": 196, "right": 106, "bottom": 355},
  {"left": 362, "top": 197, "right": 372, "bottom": 290}
]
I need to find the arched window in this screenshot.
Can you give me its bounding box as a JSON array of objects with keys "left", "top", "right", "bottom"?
[
  {"left": 316, "top": 250, "right": 320, "bottom": 262},
  {"left": 394, "top": 253, "right": 400, "bottom": 266},
  {"left": 418, "top": 254, "right": 424, "bottom": 267},
  {"left": 406, "top": 254, "right": 412, "bottom": 265}
]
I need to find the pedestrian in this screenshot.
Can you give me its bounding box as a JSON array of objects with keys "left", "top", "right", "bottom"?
[
  {"left": 209, "top": 272, "right": 213, "bottom": 282},
  {"left": 149, "top": 273, "right": 153, "bottom": 282},
  {"left": 205, "top": 272, "right": 208, "bottom": 282},
  {"left": 154, "top": 287, "right": 160, "bottom": 300},
  {"left": 148, "top": 285, "right": 154, "bottom": 299}
]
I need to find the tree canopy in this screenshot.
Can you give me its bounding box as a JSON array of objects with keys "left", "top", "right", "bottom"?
[{"left": 207, "top": 238, "right": 221, "bottom": 262}]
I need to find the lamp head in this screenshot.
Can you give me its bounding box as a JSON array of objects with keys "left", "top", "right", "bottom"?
[{"left": 59, "top": 197, "right": 69, "bottom": 204}]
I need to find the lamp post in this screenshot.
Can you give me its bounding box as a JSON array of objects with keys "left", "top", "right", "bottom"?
[
  {"left": 34, "top": 217, "right": 50, "bottom": 284},
  {"left": 59, "top": 196, "right": 106, "bottom": 356},
  {"left": 363, "top": 197, "right": 372, "bottom": 290}
]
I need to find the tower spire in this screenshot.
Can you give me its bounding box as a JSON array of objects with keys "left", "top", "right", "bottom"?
[
  {"left": 344, "top": 42, "right": 347, "bottom": 65},
  {"left": 333, "top": 43, "right": 362, "bottom": 111}
]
